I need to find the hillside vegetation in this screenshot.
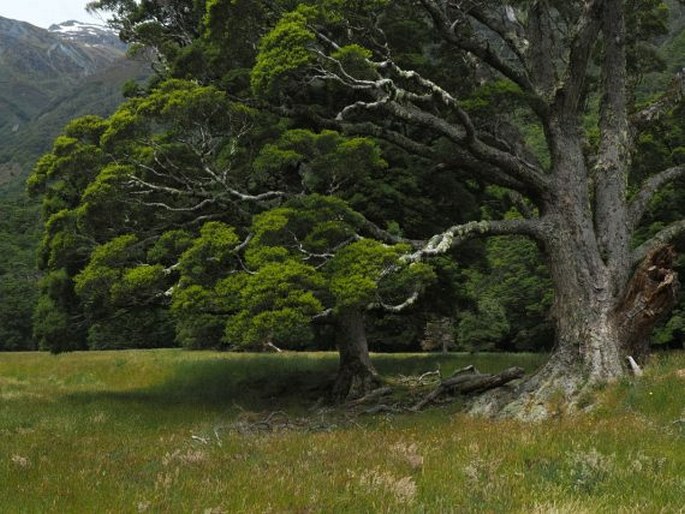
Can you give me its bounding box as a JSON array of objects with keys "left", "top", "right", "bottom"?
[
  {"left": 0, "top": 17, "right": 149, "bottom": 188},
  {"left": 1, "top": 350, "right": 683, "bottom": 512}
]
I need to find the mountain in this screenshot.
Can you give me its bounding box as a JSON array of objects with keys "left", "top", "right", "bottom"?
[
  {"left": 0, "top": 16, "right": 149, "bottom": 190},
  {"left": 0, "top": 16, "right": 151, "bottom": 350}
]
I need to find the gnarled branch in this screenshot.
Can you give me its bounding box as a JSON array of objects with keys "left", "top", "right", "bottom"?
[
  {"left": 555, "top": 0, "right": 603, "bottom": 113},
  {"left": 418, "top": 0, "right": 537, "bottom": 97},
  {"left": 629, "top": 165, "right": 685, "bottom": 230},
  {"left": 404, "top": 217, "right": 546, "bottom": 263},
  {"left": 632, "top": 219, "right": 685, "bottom": 267},
  {"left": 632, "top": 69, "right": 685, "bottom": 129}
]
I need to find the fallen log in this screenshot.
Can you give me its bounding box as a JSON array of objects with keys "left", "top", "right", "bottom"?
[{"left": 412, "top": 365, "right": 525, "bottom": 411}]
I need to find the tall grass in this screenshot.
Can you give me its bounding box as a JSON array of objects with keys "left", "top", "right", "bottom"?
[{"left": 1, "top": 349, "right": 683, "bottom": 513}]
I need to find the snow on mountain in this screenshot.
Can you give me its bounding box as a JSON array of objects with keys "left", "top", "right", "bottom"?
[{"left": 48, "top": 20, "right": 124, "bottom": 49}]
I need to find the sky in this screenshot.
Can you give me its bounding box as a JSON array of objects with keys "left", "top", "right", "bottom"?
[{"left": 0, "top": 0, "right": 105, "bottom": 29}]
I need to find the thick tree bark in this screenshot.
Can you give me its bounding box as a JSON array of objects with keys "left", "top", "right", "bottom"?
[
  {"left": 331, "top": 309, "right": 381, "bottom": 402},
  {"left": 472, "top": 215, "right": 679, "bottom": 420}
]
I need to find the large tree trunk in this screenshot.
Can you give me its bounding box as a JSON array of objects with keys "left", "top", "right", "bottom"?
[
  {"left": 472, "top": 225, "right": 679, "bottom": 420},
  {"left": 331, "top": 309, "right": 381, "bottom": 402}
]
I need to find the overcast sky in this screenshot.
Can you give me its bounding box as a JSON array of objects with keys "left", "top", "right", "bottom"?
[{"left": 0, "top": 0, "right": 105, "bottom": 29}]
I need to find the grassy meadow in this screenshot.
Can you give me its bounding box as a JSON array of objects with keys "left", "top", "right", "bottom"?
[{"left": 1, "top": 349, "right": 684, "bottom": 513}]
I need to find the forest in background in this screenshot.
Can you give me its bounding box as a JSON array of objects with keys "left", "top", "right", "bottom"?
[{"left": 1, "top": 0, "right": 684, "bottom": 359}]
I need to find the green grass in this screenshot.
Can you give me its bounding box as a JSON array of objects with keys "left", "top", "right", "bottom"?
[{"left": 1, "top": 349, "right": 684, "bottom": 513}]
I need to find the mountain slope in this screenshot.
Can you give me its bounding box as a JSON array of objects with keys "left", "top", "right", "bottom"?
[{"left": 0, "top": 16, "right": 149, "bottom": 189}]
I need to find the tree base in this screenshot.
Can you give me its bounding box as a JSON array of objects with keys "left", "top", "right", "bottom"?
[
  {"left": 331, "top": 366, "right": 382, "bottom": 402},
  {"left": 468, "top": 358, "right": 621, "bottom": 421}
]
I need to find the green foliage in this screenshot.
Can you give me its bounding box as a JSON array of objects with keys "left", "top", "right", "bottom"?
[
  {"left": 18, "top": 0, "right": 685, "bottom": 358},
  {"left": 88, "top": 0, "right": 205, "bottom": 72},
  {"left": 457, "top": 234, "right": 553, "bottom": 352},
  {"left": 172, "top": 221, "right": 243, "bottom": 349},
  {"left": 0, "top": 274, "right": 38, "bottom": 351},
  {"left": 251, "top": 8, "right": 316, "bottom": 97},
  {"left": 147, "top": 229, "right": 194, "bottom": 265},
  {"left": 456, "top": 285, "right": 511, "bottom": 352},
  {"left": 171, "top": 190, "right": 434, "bottom": 351},
  {"left": 329, "top": 44, "right": 375, "bottom": 80},
  {"left": 25, "top": 78, "right": 258, "bottom": 351},
  {"left": 33, "top": 270, "right": 86, "bottom": 353},
  {"left": 328, "top": 239, "right": 433, "bottom": 310},
  {"left": 171, "top": 284, "right": 233, "bottom": 349},
  {"left": 72, "top": 234, "right": 175, "bottom": 350},
  {"left": 75, "top": 235, "right": 139, "bottom": 302},
  {"left": 178, "top": 222, "right": 241, "bottom": 286},
  {"left": 0, "top": 195, "right": 40, "bottom": 350},
  {"left": 223, "top": 260, "right": 325, "bottom": 349},
  {"left": 255, "top": 129, "right": 387, "bottom": 195}
]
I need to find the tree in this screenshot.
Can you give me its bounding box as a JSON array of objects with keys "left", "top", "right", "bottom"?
[
  {"left": 0, "top": 195, "right": 40, "bottom": 350},
  {"left": 28, "top": 115, "right": 112, "bottom": 351},
  {"left": 170, "top": 193, "right": 434, "bottom": 399},
  {"left": 29, "top": 72, "right": 434, "bottom": 398},
  {"left": 251, "top": 0, "right": 685, "bottom": 416}
]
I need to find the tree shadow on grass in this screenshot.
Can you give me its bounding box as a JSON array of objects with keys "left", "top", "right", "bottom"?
[
  {"left": 63, "top": 354, "right": 341, "bottom": 414},
  {"left": 61, "top": 352, "right": 546, "bottom": 415}
]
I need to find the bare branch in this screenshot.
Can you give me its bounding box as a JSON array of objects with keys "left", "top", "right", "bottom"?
[
  {"left": 376, "top": 100, "right": 550, "bottom": 196},
  {"left": 469, "top": 5, "right": 529, "bottom": 64},
  {"left": 225, "top": 188, "right": 289, "bottom": 202},
  {"left": 632, "top": 219, "right": 685, "bottom": 266},
  {"left": 403, "top": 218, "right": 545, "bottom": 263},
  {"left": 338, "top": 121, "right": 436, "bottom": 159},
  {"left": 140, "top": 198, "right": 217, "bottom": 212},
  {"left": 356, "top": 215, "right": 422, "bottom": 247},
  {"left": 631, "top": 69, "right": 685, "bottom": 129},
  {"left": 368, "top": 290, "right": 420, "bottom": 313},
  {"left": 629, "top": 166, "right": 685, "bottom": 230},
  {"left": 304, "top": 39, "right": 550, "bottom": 196},
  {"left": 418, "top": 0, "right": 537, "bottom": 97}
]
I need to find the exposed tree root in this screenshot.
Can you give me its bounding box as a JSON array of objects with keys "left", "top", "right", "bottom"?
[
  {"left": 468, "top": 359, "right": 618, "bottom": 421},
  {"left": 345, "top": 386, "right": 393, "bottom": 407}
]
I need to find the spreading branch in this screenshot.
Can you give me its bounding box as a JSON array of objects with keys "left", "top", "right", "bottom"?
[
  {"left": 404, "top": 218, "right": 546, "bottom": 263},
  {"left": 629, "top": 166, "right": 685, "bottom": 230},
  {"left": 632, "top": 220, "right": 685, "bottom": 266},
  {"left": 417, "top": 0, "right": 538, "bottom": 98},
  {"left": 310, "top": 31, "right": 550, "bottom": 197},
  {"left": 368, "top": 290, "right": 420, "bottom": 313},
  {"left": 632, "top": 69, "right": 685, "bottom": 129},
  {"left": 468, "top": 5, "right": 529, "bottom": 66}
]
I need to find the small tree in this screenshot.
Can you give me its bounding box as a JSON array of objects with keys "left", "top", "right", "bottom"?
[{"left": 173, "top": 195, "right": 435, "bottom": 400}]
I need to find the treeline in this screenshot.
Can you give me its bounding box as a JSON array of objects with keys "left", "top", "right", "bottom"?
[{"left": 2, "top": 0, "right": 684, "bottom": 362}]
